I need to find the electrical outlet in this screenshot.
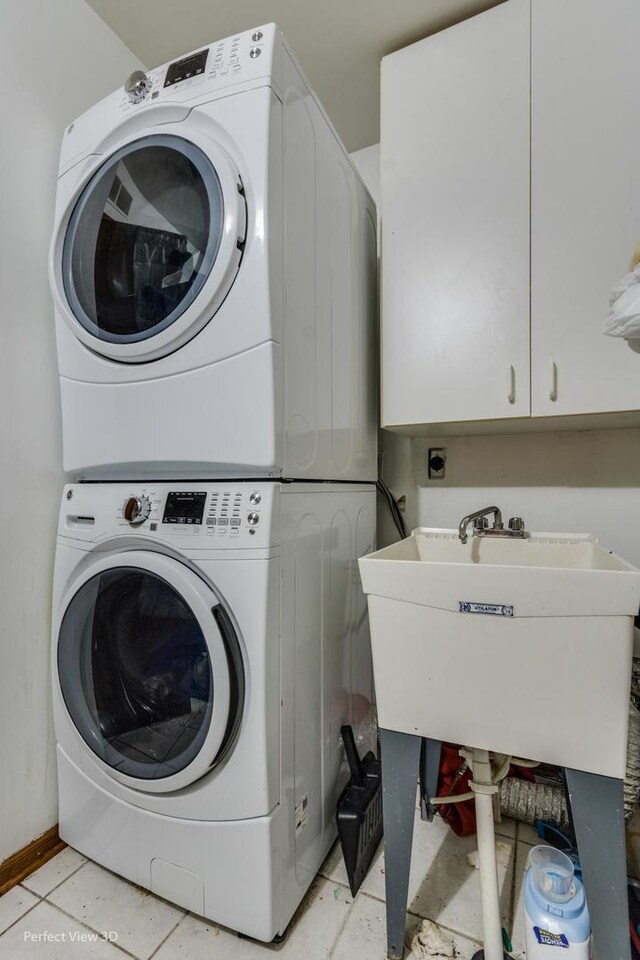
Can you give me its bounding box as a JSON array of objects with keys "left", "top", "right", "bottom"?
[{"left": 428, "top": 447, "right": 446, "bottom": 479}]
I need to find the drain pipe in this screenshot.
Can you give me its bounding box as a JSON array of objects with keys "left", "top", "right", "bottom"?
[{"left": 462, "top": 747, "right": 510, "bottom": 960}]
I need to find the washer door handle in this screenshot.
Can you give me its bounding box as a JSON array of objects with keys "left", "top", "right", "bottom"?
[{"left": 212, "top": 603, "right": 245, "bottom": 763}]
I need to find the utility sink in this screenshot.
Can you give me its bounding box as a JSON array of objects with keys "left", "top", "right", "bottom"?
[{"left": 359, "top": 529, "right": 640, "bottom": 777}]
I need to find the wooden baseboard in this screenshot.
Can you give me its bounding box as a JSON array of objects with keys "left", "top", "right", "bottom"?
[{"left": 0, "top": 827, "right": 66, "bottom": 896}]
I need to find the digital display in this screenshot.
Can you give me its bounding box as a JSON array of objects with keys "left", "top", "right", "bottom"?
[
  {"left": 164, "top": 50, "right": 209, "bottom": 87},
  {"left": 162, "top": 492, "right": 206, "bottom": 525}
]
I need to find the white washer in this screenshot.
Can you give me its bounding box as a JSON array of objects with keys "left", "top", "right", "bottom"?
[
  {"left": 49, "top": 24, "right": 377, "bottom": 482},
  {"left": 52, "top": 481, "right": 376, "bottom": 940}
]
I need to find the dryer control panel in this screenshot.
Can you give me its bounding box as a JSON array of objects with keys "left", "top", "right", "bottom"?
[{"left": 114, "top": 23, "right": 278, "bottom": 118}]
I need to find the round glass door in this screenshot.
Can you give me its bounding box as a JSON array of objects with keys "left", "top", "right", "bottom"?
[
  {"left": 62, "top": 135, "right": 226, "bottom": 345},
  {"left": 58, "top": 561, "right": 241, "bottom": 785}
]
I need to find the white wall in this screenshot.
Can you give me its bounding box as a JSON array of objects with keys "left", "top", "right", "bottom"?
[
  {"left": 408, "top": 431, "right": 640, "bottom": 565},
  {"left": 351, "top": 143, "right": 640, "bottom": 567},
  {"left": 0, "top": 0, "right": 141, "bottom": 863}
]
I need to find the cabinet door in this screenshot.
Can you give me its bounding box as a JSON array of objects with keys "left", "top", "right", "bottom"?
[
  {"left": 381, "top": 0, "right": 530, "bottom": 429},
  {"left": 532, "top": 0, "right": 640, "bottom": 416}
]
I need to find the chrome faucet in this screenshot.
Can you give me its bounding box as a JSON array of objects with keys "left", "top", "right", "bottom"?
[
  {"left": 458, "top": 506, "right": 528, "bottom": 544},
  {"left": 458, "top": 506, "right": 503, "bottom": 544}
]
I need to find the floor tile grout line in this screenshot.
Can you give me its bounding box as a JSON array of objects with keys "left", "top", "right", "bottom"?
[
  {"left": 22, "top": 856, "right": 88, "bottom": 901},
  {"left": 324, "top": 886, "right": 486, "bottom": 956},
  {"left": 146, "top": 912, "right": 188, "bottom": 960},
  {"left": 0, "top": 897, "right": 45, "bottom": 940},
  {"left": 38, "top": 899, "right": 162, "bottom": 960},
  {"left": 16, "top": 885, "right": 43, "bottom": 901},
  {"left": 321, "top": 879, "right": 490, "bottom": 952},
  {"left": 325, "top": 885, "right": 358, "bottom": 960}
]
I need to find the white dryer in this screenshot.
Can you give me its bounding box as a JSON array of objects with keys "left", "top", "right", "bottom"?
[
  {"left": 52, "top": 481, "right": 375, "bottom": 940},
  {"left": 49, "top": 24, "right": 377, "bottom": 482}
]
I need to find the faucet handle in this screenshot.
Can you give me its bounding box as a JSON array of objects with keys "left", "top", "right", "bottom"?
[
  {"left": 508, "top": 516, "right": 525, "bottom": 531},
  {"left": 473, "top": 517, "right": 489, "bottom": 532}
]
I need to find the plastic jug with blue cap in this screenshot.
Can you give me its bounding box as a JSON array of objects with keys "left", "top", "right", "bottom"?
[{"left": 524, "top": 845, "right": 590, "bottom": 957}]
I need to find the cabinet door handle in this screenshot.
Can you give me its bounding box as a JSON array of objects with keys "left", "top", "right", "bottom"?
[
  {"left": 507, "top": 365, "right": 516, "bottom": 405},
  {"left": 549, "top": 360, "right": 558, "bottom": 402}
]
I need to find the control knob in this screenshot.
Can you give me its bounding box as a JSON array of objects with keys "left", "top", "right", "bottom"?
[
  {"left": 124, "top": 70, "right": 152, "bottom": 103},
  {"left": 247, "top": 512, "right": 260, "bottom": 526},
  {"left": 123, "top": 495, "right": 151, "bottom": 526}
]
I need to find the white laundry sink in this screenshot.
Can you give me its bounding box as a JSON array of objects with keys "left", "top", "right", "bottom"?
[{"left": 359, "top": 529, "right": 640, "bottom": 777}]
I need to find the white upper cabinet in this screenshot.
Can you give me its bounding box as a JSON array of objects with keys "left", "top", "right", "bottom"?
[
  {"left": 531, "top": 0, "right": 640, "bottom": 417},
  {"left": 382, "top": 0, "right": 640, "bottom": 433},
  {"left": 381, "top": 0, "right": 530, "bottom": 429}
]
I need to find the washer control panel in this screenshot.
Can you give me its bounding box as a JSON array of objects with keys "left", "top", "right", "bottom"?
[
  {"left": 121, "top": 485, "right": 271, "bottom": 544},
  {"left": 61, "top": 484, "right": 275, "bottom": 548},
  {"left": 204, "top": 488, "right": 264, "bottom": 540}
]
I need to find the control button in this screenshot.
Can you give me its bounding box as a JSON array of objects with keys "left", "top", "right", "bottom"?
[
  {"left": 249, "top": 46, "right": 262, "bottom": 59},
  {"left": 208, "top": 518, "right": 217, "bottom": 525},
  {"left": 252, "top": 30, "right": 263, "bottom": 42},
  {"left": 123, "top": 495, "right": 151, "bottom": 526},
  {"left": 218, "top": 517, "right": 229, "bottom": 526},
  {"left": 230, "top": 518, "right": 241, "bottom": 527},
  {"left": 124, "top": 70, "right": 152, "bottom": 103},
  {"left": 249, "top": 492, "right": 262, "bottom": 505},
  {"left": 247, "top": 512, "right": 260, "bottom": 525}
]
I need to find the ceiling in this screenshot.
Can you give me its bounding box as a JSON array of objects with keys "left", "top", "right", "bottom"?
[{"left": 85, "top": 0, "right": 502, "bottom": 152}]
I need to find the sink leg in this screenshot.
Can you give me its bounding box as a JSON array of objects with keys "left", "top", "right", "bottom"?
[
  {"left": 419, "top": 738, "right": 442, "bottom": 821},
  {"left": 564, "top": 767, "right": 629, "bottom": 960},
  {"left": 380, "top": 728, "right": 422, "bottom": 960}
]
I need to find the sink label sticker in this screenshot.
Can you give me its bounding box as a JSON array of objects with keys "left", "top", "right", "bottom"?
[{"left": 459, "top": 601, "right": 514, "bottom": 617}]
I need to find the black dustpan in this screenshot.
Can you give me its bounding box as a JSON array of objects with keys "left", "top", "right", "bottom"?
[{"left": 336, "top": 724, "right": 383, "bottom": 897}]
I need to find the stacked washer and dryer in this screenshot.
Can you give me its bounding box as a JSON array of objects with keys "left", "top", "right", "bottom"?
[{"left": 49, "top": 24, "right": 377, "bottom": 942}]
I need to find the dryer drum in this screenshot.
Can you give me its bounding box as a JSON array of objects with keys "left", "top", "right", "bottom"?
[{"left": 62, "top": 135, "right": 225, "bottom": 346}]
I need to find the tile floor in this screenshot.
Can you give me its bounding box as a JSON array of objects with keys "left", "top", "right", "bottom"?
[{"left": 0, "top": 814, "right": 538, "bottom": 960}]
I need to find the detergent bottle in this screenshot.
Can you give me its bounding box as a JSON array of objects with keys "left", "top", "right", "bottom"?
[{"left": 524, "top": 845, "right": 590, "bottom": 957}]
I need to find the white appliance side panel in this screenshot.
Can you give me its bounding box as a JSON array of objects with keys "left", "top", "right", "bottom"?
[
  {"left": 59, "top": 342, "right": 282, "bottom": 479},
  {"left": 281, "top": 75, "right": 320, "bottom": 475},
  {"left": 57, "top": 748, "right": 285, "bottom": 940},
  {"left": 281, "top": 52, "right": 377, "bottom": 482},
  {"left": 381, "top": 0, "right": 530, "bottom": 427},
  {"left": 279, "top": 486, "right": 375, "bottom": 915},
  {"left": 352, "top": 502, "right": 377, "bottom": 753},
  {"left": 531, "top": 0, "right": 640, "bottom": 416}
]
